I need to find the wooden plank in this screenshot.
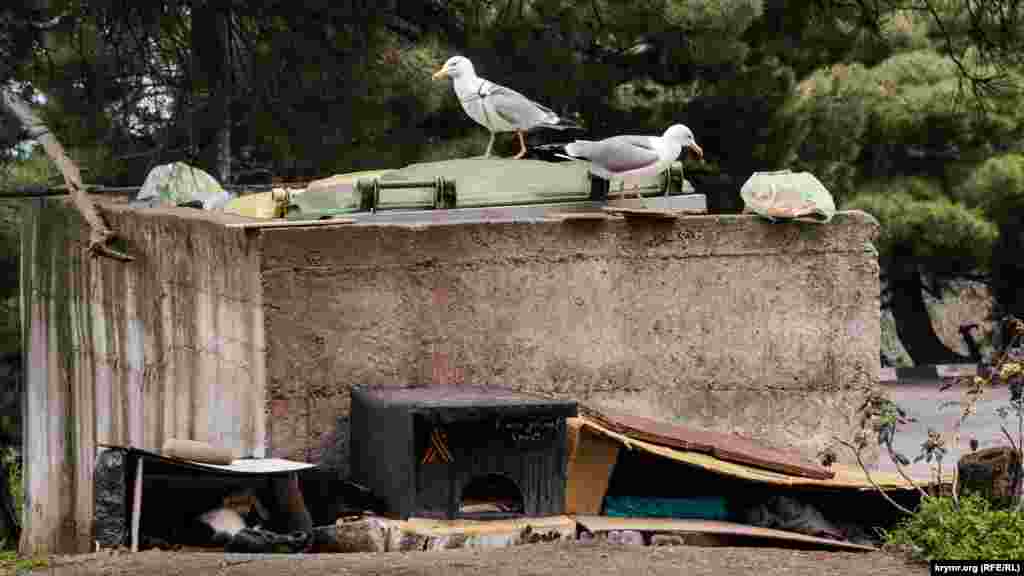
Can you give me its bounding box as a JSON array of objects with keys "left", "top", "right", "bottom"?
[
  {"left": 130, "top": 456, "right": 144, "bottom": 552},
  {"left": 575, "top": 516, "right": 876, "bottom": 552},
  {"left": 546, "top": 212, "right": 618, "bottom": 222},
  {"left": 603, "top": 206, "right": 708, "bottom": 220},
  {"left": 580, "top": 408, "right": 833, "bottom": 480},
  {"left": 224, "top": 218, "right": 355, "bottom": 230},
  {"left": 564, "top": 418, "right": 620, "bottom": 515}
]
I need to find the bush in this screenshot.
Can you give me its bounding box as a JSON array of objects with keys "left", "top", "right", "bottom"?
[
  {"left": 886, "top": 493, "right": 1024, "bottom": 560},
  {"left": 2, "top": 449, "right": 20, "bottom": 523},
  {"left": 845, "top": 183, "right": 997, "bottom": 269}
]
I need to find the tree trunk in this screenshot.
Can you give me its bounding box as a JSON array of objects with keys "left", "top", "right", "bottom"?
[
  {"left": 958, "top": 446, "right": 1022, "bottom": 509},
  {"left": 992, "top": 212, "right": 1024, "bottom": 350},
  {"left": 887, "top": 255, "right": 969, "bottom": 365},
  {"left": 191, "top": 0, "right": 232, "bottom": 184}
]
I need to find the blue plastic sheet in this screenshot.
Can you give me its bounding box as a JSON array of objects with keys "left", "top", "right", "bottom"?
[{"left": 603, "top": 495, "right": 731, "bottom": 521}]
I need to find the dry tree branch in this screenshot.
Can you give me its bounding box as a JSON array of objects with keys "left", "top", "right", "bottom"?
[
  {"left": 834, "top": 436, "right": 917, "bottom": 515},
  {"left": 885, "top": 437, "right": 932, "bottom": 500},
  {"left": 1, "top": 89, "right": 132, "bottom": 261},
  {"left": 1001, "top": 424, "right": 1018, "bottom": 451}
]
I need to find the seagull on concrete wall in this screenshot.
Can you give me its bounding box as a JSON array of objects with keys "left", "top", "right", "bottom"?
[
  {"left": 563, "top": 124, "right": 704, "bottom": 204},
  {"left": 431, "top": 55, "right": 581, "bottom": 159}
]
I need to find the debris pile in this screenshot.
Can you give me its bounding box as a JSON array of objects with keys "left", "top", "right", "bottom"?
[{"left": 96, "top": 392, "right": 946, "bottom": 555}]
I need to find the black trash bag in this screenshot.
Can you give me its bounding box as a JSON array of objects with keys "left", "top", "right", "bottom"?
[
  {"left": 224, "top": 527, "right": 311, "bottom": 554},
  {"left": 93, "top": 449, "right": 130, "bottom": 548}
]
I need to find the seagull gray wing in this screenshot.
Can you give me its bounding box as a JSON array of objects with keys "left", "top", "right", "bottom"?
[
  {"left": 484, "top": 83, "right": 558, "bottom": 129},
  {"left": 576, "top": 136, "right": 661, "bottom": 174}
]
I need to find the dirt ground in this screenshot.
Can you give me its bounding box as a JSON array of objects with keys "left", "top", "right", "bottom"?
[{"left": 33, "top": 542, "right": 926, "bottom": 576}]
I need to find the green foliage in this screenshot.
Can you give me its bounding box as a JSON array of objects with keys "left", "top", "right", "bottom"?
[
  {"left": 1, "top": 448, "right": 20, "bottom": 530},
  {"left": 0, "top": 551, "right": 46, "bottom": 572},
  {"left": 0, "top": 147, "right": 57, "bottom": 190},
  {"left": 792, "top": 63, "right": 877, "bottom": 200},
  {"left": 886, "top": 493, "right": 1024, "bottom": 561},
  {"left": 846, "top": 180, "right": 997, "bottom": 271},
  {"left": 794, "top": 49, "right": 1024, "bottom": 202},
  {"left": 0, "top": 199, "right": 20, "bottom": 351},
  {"left": 878, "top": 11, "right": 934, "bottom": 54},
  {"left": 958, "top": 154, "right": 1024, "bottom": 221}
]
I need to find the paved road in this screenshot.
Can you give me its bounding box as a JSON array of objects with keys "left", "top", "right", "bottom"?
[{"left": 877, "top": 378, "right": 1015, "bottom": 477}]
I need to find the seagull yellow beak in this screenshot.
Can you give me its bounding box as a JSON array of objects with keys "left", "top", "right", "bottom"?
[
  {"left": 432, "top": 67, "right": 448, "bottom": 80},
  {"left": 688, "top": 143, "right": 704, "bottom": 160}
]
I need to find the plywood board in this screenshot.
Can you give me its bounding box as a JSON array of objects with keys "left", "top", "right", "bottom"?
[
  {"left": 398, "top": 515, "right": 575, "bottom": 536},
  {"left": 224, "top": 218, "right": 355, "bottom": 230},
  {"left": 581, "top": 407, "right": 833, "bottom": 479},
  {"left": 547, "top": 212, "right": 617, "bottom": 222},
  {"left": 390, "top": 515, "right": 577, "bottom": 551},
  {"left": 576, "top": 516, "right": 876, "bottom": 552},
  {"left": 564, "top": 418, "right": 620, "bottom": 515},
  {"left": 603, "top": 206, "right": 707, "bottom": 220},
  {"left": 98, "top": 445, "right": 316, "bottom": 475}
]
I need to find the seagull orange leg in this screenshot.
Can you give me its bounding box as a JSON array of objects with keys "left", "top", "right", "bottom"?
[
  {"left": 513, "top": 131, "right": 527, "bottom": 159},
  {"left": 483, "top": 133, "right": 496, "bottom": 158}
]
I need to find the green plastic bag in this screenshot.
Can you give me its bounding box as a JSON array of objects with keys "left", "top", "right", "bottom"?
[{"left": 740, "top": 170, "right": 836, "bottom": 224}]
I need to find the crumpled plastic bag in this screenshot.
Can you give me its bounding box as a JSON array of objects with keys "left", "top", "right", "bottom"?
[
  {"left": 740, "top": 170, "right": 836, "bottom": 223},
  {"left": 132, "top": 162, "right": 233, "bottom": 210}
]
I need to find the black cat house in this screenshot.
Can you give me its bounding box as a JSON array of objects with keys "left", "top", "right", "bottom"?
[{"left": 349, "top": 385, "right": 578, "bottom": 520}]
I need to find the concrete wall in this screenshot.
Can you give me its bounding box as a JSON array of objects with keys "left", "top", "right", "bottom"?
[
  {"left": 260, "top": 211, "right": 880, "bottom": 475},
  {"left": 20, "top": 198, "right": 266, "bottom": 554},
  {"left": 21, "top": 199, "right": 880, "bottom": 554}
]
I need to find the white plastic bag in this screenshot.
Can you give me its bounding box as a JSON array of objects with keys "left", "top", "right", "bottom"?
[
  {"left": 133, "top": 162, "right": 233, "bottom": 210},
  {"left": 741, "top": 170, "right": 836, "bottom": 223}
]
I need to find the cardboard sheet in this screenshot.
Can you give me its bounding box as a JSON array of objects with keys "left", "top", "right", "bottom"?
[
  {"left": 564, "top": 419, "right": 621, "bottom": 515},
  {"left": 576, "top": 516, "right": 876, "bottom": 552}
]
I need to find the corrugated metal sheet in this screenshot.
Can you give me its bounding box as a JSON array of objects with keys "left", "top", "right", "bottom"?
[{"left": 19, "top": 198, "right": 267, "bottom": 555}]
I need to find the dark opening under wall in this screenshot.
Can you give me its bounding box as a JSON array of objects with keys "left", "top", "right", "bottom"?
[{"left": 603, "top": 448, "right": 921, "bottom": 543}]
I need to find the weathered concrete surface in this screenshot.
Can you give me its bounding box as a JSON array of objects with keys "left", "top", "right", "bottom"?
[
  {"left": 259, "top": 211, "right": 880, "bottom": 473},
  {"left": 20, "top": 198, "right": 266, "bottom": 555}
]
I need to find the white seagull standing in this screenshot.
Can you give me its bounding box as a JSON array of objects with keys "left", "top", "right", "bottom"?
[
  {"left": 432, "top": 56, "right": 579, "bottom": 159},
  {"left": 564, "top": 124, "right": 704, "bottom": 204}
]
